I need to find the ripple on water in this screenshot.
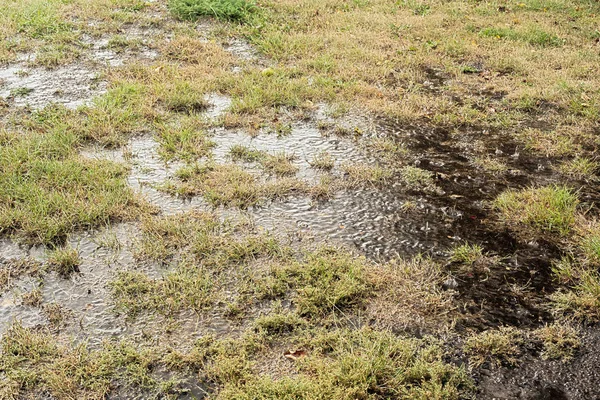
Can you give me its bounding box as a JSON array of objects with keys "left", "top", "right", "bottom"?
[{"left": 0, "top": 63, "right": 107, "bottom": 109}]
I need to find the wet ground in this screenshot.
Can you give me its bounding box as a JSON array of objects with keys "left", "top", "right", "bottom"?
[{"left": 1, "top": 2, "right": 599, "bottom": 399}]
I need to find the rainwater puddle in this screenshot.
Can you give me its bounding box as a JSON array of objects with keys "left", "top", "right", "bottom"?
[{"left": 0, "top": 64, "right": 106, "bottom": 109}]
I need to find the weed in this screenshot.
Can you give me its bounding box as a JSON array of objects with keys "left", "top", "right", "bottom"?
[{"left": 493, "top": 185, "right": 578, "bottom": 236}]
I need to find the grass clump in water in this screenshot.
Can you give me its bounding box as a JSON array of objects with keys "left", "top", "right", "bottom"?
[
  {"left": 164, "top": 163, "right": 306, "bottom": 208},
  {"left": 342, "top": 163, "right": 391, "bottom": 187},
  {"left": 399, "top": 166, "right": 438, "bottom": 192},
  {"left": 0, "top": 109, "right": 146, "bottom": 245},
  {"left": 248, "top": 247, "right": 372, "bottom": 317},
  {"left": 169, "top": 0, "right": 255, "bottom": 22},
  {"left": 450, "top": 242, "right": 484, "bottom": 265},
  {"left": 47, "top": 246, "right": 80, "bottom": 277},
  {"left": 493, "top": 185, "right": 578, "bottom": 236},
  {"left": 309, "top": 151, "right": 334, "bottom": 171},
  {"left": 110, "top": 266, "right": 215, "bottom": 316},
  {"left": 229, "top": 146, "right": 298, "bottom": 176}
]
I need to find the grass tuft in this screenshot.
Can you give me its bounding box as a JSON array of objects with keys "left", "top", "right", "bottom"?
[
  {"left": 493, "top": 185, "right": 578, "bottom": 236},
  {"left": 169, "top": 0, "right": 255, "bottom": 22},
  {"left": 47, "top": 246, "right": 80, "bottom": 277},
  {"left": 464, "top": 327, "right": 523, "bottom": 368}
]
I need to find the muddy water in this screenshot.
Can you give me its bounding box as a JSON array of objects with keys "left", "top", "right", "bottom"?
[{"left": 0, "top": 63, "right": 106, "bottom": 109}]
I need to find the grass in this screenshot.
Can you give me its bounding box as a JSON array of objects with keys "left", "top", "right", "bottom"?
[
  {"left": 558, "top": 157, "right": 599, "bottom": 180},
  {"left": 399, "top": 165, "right": 439, "bottom": 192},
  {"left": 0, "top": 122, "right": 146, "bottom": 244},
  {"left": 229, "top": 146, "right": 299, "bottom": 176},
  {"left": 551, "top": 269, "right": 600, "bottom": 321},
  {"left": 163, "top": 163, "right": 306, "bottom": 208},
  {"left": 169, "top": 0, "right": 256, "bottom": 22},
  {"left": 248, "top": 247, "right": 372, "bottom": 317},
  {"left": 450, "top": 243, "right": 484, "bottom": 265},
  {"left": 156, "top": 117, "right": 216, "bottom": 162},
  {"left": 493, "top": 185, "right": 579, "bottom": 236},
  {"left": 309, "top": 151, "right": 334, "bottom": 170},
  {"left": 0, "top": 322, "right": 177, "bottom": 399},
  {"left": 472, "top": 156, "right": 508, "bottom": 175},
  {"left": 47, "top": 246, "right": 80, "bottom": 277},
  {"left": 21, "top": 287, "right": 43, "bottom": 307},
  {"left": 0, "top": 258, "right": 43, "bottom": 290},
  {"left": 110, "top": 266, "right": 215, "bottom": 316},
  {"left": 533, "top": 323, "right": 581, "bottom": 361},
  {"left": 218, "top": 327, "right": 472, "bottom": 399},
  {"left": 367, "top": 257, "right": 455, "bottom": 332},
  {"left": 464, "top": 326, "right": 524, "bottom": 368},
  {"left": 342, "top": 163, "right": 392, "bottom": 187}
]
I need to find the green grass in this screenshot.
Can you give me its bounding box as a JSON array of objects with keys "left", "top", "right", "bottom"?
[
  {"left": 47, "top": 246, "right": 80, "bottom": 277},
  {"left": 219, "top": 327, "right": 472, "bottom": 399},
  {"left": 493, "top": 185, "right": 579, "bottom": 236},
  {"left": 551, "top": 269, "right": 600, "bottom": 321},
  {"left": 169, "top": 0, "right": 256, "bottom": 22},
  {"left": 0, "top": 322, "right": 175, "bottom": 399},
  {"left": 342, "top": 163, "right": 392, "bottom": 187},
  {"left": 558, "top": 157, "right": 599, "bottom": 180},
  {"left": 0, "top": 120, "right": 145, "bottom": 244},
  {"left": 156, "top": 117, "right": 215, "bottom": 162},
  {"left": 399, "top": 166, "right": 439, "bottom": 192},
  {"left": 163, "top": 163, "right": 306, "bottom": 208},
  {"left": 450, "top": 243, "right": 484, "bottom": 265},
  {"left": 110, "top": 266, "right": 215, "bottom": 316}
]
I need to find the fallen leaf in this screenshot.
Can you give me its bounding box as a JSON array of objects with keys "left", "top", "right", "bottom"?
[{"left": 284, "top": 349, "right": 307, "bottom": 360}]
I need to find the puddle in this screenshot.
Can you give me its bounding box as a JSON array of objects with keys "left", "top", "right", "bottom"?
[
  {"left": 0, "top": 64, "right": 107, "bottom": 109},
  {"left": 204, "top": 93, "right": 232, "bottom": 120}
]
